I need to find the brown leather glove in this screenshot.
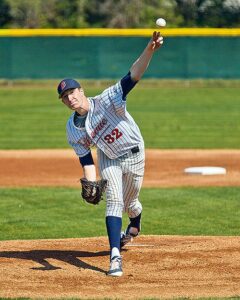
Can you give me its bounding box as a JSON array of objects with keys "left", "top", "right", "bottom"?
[{"left": 80, "top": 178, "right": 108, "bottom": 205}]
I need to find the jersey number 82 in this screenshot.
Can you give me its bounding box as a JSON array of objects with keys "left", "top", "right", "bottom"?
[{"left": 104, "top": 128, "right": 123, "bottom": 144}]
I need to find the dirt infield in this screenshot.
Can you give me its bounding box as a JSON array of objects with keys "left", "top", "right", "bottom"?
[
  {"left": 1, "top": 149, "right": 240, "bottom": 187},
  {"left": 0, "top": 149, "right": 240, "bottom": 299}
]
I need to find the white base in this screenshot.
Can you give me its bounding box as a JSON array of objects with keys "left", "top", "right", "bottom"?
[{"left": 184, "top": 166, "right": 226, "bottom": 175}]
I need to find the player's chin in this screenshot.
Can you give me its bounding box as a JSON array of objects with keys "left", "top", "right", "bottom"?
[{"left": 70, "top": 105, "right": 80, "bottom": 110}]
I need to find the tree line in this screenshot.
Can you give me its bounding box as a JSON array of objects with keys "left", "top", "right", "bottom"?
[{"left": 0, "top": 0, "right": 239, "bottom": 29}]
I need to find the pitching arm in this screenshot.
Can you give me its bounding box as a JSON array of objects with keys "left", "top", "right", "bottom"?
[{"left": 130, "top": 31, "right": 163, "bottom": 82}]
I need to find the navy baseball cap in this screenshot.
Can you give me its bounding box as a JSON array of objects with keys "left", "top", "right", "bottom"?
[{"left": 57, "top": 78, "right": 81, "bottom": 98}]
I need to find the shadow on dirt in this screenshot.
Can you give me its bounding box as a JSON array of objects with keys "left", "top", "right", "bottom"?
[{"left": 0, "top": 250, "right": 109, "bottom": 274}]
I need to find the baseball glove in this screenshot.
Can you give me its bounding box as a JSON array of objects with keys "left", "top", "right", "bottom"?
[{"left": 80, "top": 178, "right": 108, "bottom": 205}]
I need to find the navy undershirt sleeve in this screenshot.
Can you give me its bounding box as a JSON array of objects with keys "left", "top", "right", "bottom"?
[
  {"left": 79, "top": 151, "right": 94, "bottom": 167},
  {"left": 120, "top": 71, "right": 138, "bottom": 100}
]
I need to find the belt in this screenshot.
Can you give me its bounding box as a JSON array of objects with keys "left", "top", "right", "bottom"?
[{"left": 131, "top": 146, "right": 140, "bottom": 154}]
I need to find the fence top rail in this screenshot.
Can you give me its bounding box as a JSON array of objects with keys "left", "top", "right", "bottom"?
[{"left": 0, "top": 28, "right": 240, "bottom": 37}]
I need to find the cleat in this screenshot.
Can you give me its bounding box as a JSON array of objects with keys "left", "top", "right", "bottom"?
[
  {"left": 120, "top": 227, "right": 139, "bottom": 248},
  {"left": 120, "top": 231, "right": 133, "bottom": 248},
  {"left": 120, "top": 222, "right": 141, "bottom": 248},
  {"left": 108, "top": 256, "right": 123, "bottom": 277}
]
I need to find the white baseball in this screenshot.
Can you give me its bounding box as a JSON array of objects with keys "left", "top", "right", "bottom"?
[{"left": 156, "top": 18, "right": 166, "bottom": 27}]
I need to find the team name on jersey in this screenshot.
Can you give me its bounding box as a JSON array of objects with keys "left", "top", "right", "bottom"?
[
  {"left": 77, "top": 118, "right": 108, "bottom": 149},
  {"left": 91, "top": 118, "right": 108, "bottom": 138},
  {"left": 78, "top": 136, "right": 92, "bottom": 148}
]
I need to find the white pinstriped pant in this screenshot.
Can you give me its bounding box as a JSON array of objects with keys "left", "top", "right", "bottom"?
[{"left": 97, "top": 147, "right": 145, "bottom": 218}]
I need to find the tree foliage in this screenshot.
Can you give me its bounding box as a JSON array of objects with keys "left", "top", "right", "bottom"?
[
  {"left": 1, "top": 0, "right": 239, "bottom": 28},
  {"left": 84, "top": 0, "right": 182, "bottom": 28},
  {"left": 175, "top": 0, "right": 240, "bottom": 27},
  {"left": 0, "top": 0, "right": 12, "bottom": 27}
]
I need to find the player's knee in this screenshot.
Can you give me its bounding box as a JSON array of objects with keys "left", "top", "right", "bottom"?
[{"left": 126, "top": 200, "right": 142, "bottom": 218}]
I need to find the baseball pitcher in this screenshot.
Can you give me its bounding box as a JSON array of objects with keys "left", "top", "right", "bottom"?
[{"left": 57, "top": 31, "right": 164, "bottom": 277}]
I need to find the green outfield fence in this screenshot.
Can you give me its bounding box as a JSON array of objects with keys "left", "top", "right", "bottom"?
[{"left": 0, "top": 28, "right": 240, "bottom": 79}]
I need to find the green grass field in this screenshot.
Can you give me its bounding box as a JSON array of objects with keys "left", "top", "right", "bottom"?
[
  {"left": 0, "top": 82, "right": 240, "bottom": 149},
  {"left": 0, "top": 186, "right": 239, "bottom": 241},
  {"left": 0, "top": 82, "right": 240, "bottom": 240}
]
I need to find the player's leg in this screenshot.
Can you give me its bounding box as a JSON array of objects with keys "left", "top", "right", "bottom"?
[
  {"left": 121, "top": 148, "right": 145, "bottom": 246},
  {"left": 123, "top": 172, "right": 143, "bottom": 228},
  {"left": 121, "top": 172, "right": 143, "bottom": 245},
  {"left": 97, "top": 149, "right": 124, "bottom": 276}
]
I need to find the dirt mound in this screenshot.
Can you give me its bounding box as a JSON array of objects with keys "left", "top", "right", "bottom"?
[{"left": 0, "top": 235, "right": 239, "bottom": 299}]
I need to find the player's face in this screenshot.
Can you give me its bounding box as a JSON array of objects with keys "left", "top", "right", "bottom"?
[{"left": 61, "top": 88, "right": 84, "bottom": 110}]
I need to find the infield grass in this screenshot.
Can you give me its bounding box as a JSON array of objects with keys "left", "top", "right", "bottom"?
[
  {"left": 0, "top": 186, "right": 239, "bottom": 241},
  {"left": 0, "top": 81, "right": 240, "bottom": 149}
]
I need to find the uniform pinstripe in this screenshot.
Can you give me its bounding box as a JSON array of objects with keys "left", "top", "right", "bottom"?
[
  {"left": 66, "top": 80, "right": 144, "bottom": 218},
  {"left": 66, "top": 81, "right": 143, "bottom": 158},
  {"left": 97, "top": 146, "right": 144, "bottom": 217}
]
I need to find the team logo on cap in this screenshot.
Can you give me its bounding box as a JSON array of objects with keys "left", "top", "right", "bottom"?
[{"left": 60, "top": 81, "right": 66, "bottom": 90}]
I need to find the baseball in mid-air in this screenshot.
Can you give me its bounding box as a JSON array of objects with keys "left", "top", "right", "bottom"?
[{"left": 156, "top": 18, "right": 166, "bottom": 27}]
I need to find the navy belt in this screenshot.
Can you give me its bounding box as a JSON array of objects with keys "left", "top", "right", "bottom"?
[{"left": 131, "top": 146, "right": 139, "bottom": 154}]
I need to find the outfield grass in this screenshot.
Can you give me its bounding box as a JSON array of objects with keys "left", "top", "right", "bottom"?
[
  {"left": 0, "top": 84, "right": 240, "bottom": 149},
  {"left": 0, "top": 186, "right": 239, "bottom": 241}
]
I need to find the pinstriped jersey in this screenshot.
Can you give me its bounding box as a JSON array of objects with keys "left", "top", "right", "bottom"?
[{"left": 66, "top": 80, "right": 144, "bottom": 159}]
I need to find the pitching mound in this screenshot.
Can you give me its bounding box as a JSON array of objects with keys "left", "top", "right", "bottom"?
[{"left": 0, "top": 235, "right": 240, "bottom": 299}]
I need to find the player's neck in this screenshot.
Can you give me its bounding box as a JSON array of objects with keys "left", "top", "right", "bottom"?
[
  {"left": 75, "top": 108, "right": 88, "bottom": 116},
  {"left": 75, "top": 96, "right": 90, "bottom": 115}
]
